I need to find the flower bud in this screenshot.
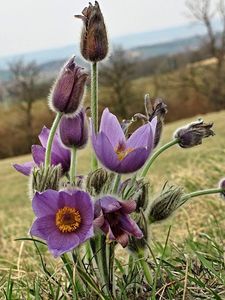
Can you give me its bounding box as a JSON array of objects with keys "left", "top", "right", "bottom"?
[
  {"left": 59, "top": 109, "right": 88, "bottom": 149},
  {"left": 75, "top": 1, "right": 108, "bottom": 62},
  {"left": 174, "top": 119, "right": 215, "bottom": 148},
  {"left": 219, "top": 178, "right": 225, "bottom": 199},
  {"left": 145, "top": 95, "right": 167, "bottom": 148},
  {"left": 86, "top": 168, "right": 108, "bottom": 196},
  {"left": 148, "top": 184, "right": 184, "bottom": 223},
  {"left": 49, "top": 57, "right": 88, "bottom": 115},
  {"left": 30, "top": 164, "right": 62, "bottom": 196}
]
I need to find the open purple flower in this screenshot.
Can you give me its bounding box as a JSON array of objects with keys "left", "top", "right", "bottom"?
[
  {"left": 13, "top": 127, "right": 70, "bottom": 176},
  {"left": 94, "top": 196, "right": 143, "bottom": 247},
  {"left": 91, "top": 108, "right": 157, "bottom": 173},
  {"left": 30, "top": 189, "right": 94, "bottom": 257}
]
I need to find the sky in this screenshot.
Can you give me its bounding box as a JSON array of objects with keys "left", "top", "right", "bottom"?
[{"left": 0, "top": 0, "right": 189, "bottom": 57}]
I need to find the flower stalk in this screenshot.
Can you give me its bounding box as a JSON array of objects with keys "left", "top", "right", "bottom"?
[
  {"left": 137, "top": 250, "right": 153, "bottom": 285},
  {"left": 141, "top": 139, "right": 178, "bottom": 178},
  {"left": 69, "top": 147, "right": 77, "bottom": 184},
  {"left": 181, "top": 188, "right": 224, "bottom": 203},
  {"left": 113, "top": 174, "right": 121, "bottom": 194},
  {"left": 91, "top": 62, "right": 99, "bottom": 170},
  {"left": 44, "top": 112, "right": 62, "bottom": 170}
]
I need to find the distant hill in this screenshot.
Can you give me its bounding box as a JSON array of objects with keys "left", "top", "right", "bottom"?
[
  {"left": 0, "top": 22, "right": 213, "bottom": 70},
  {"left": 129, "top": 36, "right": 201, "bottom": 60},
  {"left": 0, "top": 34, "right": 203, "bottom": 82}
]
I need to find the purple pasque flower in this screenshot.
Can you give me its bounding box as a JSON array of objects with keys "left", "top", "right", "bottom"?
[
  {"left": 94, "top": 196, "right": 143, "bottom": 247},
  {"left": 59, "top": 109, "right": 88, "bottom": 149},
  {"left": 91, "top": 108, "right": 157, "bottom": 173},
  {"left": 49, "top": 57, "right": 88, "bottom": 115},
  {"left": 13, "top": 126, "right": 70, "bottom": 176},
  {"left": 30, "top": 189, "right": 94, "bottom": 257}
]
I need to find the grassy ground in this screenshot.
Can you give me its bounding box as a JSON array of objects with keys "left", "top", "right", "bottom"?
[{"left": 0, "top": 110, "right": 225, "bottom": 299}]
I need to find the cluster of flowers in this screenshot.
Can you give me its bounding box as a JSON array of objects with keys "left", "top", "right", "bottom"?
[{"left": 14, "top": 1, "right": 225, "bottom": 261}]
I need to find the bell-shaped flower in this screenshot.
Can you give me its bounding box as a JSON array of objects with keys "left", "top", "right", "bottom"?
[
  {"left": 49, "top": 57, "right": 88, "bottom": 115},
  {"left": 94, "top": 196, "right": 143, "bottom": 247},
  {"left": 91, "top": 108, "right": 157, "bottom": 173},
  {"left": 30, "top": 189, "right": 94, "bottom": 257},
  {"left": 59, "top": 109, "right": 88, "bottom": 149},
  {"left": 13, "top": 127, "right": 70, "bottom": 176}
]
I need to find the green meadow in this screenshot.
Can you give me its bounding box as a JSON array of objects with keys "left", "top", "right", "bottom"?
[{"left": 1, "top": 110, "right": 225, "bottom": 299}]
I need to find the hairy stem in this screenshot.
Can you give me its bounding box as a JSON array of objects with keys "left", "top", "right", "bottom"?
[
  {"left": 141, "top": 139, "right": 179, "bottom": 178},
  {"left": 44, "top": 112, "right": 62, "bottom": 169},
  {"left": 181, "top": 188, "right": 224, "bottom": 203},
  {"left": 91, "top": 62, "right": 98, "bottom": 170},
  {"left": 138, "top": 250, "right": 153, "bottom": 285},
  {"left": 113, "top": 174, "right": 121, "bottom": 194},
  {"left": 69, "top": 147, "right": 77, "bottom": 184}
]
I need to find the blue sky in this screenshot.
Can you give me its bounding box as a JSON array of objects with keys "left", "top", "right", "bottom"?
[{"left": 0, "top": 0, "right": 188, "bottom": 57}]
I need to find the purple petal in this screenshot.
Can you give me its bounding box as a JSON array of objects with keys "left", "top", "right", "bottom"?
[
  {"left": 150, "top": 116, "right": 157, "bottom": 137},
  {"left": 13, "top": 161, "right": 35, "bottom": 176},
  {"left": 101, "top": 220, "right": 116, "bottom": 240},
  {"left": 118, "top": 148, "right": 149, "bottom": 173},
  {"left": 58, "top": 190, "right": 94, "bottom": 225},
  {"left": 99, "top": 196, "right": 121, "bottom": 213},
  {"left": 92, "top": 131, "right": 120, "bottom": 171},
  {"left": 38, "top": 126, "right": 49, "bottom": 148},
  {"left": 119, "top": 214, "right": 143, "bottom": 239},
  {"left": 76, "top": 223, "right": 94, "bottom": 243},
  {"left": 119, "top": 200, "right": 136, "bottom": 214},
  {"left": 116, "top": 232, "right": 129, "bottom": 247},
  {"left": 126, "top": 123, "right": 152, "bottom": 149},
  {"left": 32, "top": 145, "right": 45, "bottom": 165},
  {"left": 38, "top": 127, "right": 71, "bottom": 172},
  {"left": 32, "top": 144, "right": 70, "bottom": 173},
  {"left": 32, "top": 190, "right": 60, "bottom": 217},
  {"left": 93, "top": 214, "right": 105, "bottom": 227},
  {"left": 99, "top": 108, "right": 125, "bottom": 147},
  {"left": 30, "top": 215, "right": 56, "bottom": 240},
  {"left": 47, "top": 230, "right": 80, "bottom": 257}
]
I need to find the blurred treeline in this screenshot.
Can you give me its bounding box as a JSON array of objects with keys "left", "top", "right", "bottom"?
[{"left": 0, "top": 0, "right": 225, "bottom": 159}]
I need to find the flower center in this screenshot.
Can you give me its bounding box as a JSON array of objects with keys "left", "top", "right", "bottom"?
[
  {"left": 56, "top": 206, "right": 81, "bottom": 233},
  {"left": 114, "top": 142, "right": 134, "bottom": 161}
]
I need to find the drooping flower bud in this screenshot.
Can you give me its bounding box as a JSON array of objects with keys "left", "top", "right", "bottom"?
[
  {"left": 145, "top": 95, "right": 167, "bottom": 148},
  {"left": 219, "top": 178, "right": 225, "bottom": 199},
  {"left": 59, "top": 109, "right": 88, "bottom": 149},
  {"left": 148, "top": 184, "right": 184, "bottom": 223},
  {"left": 30, "top": 164, "right": 62, "bottom": 197},
  {"left": 86, "top": 168, "right": 109, "bottom": 196},
  {"left": 49, "top": 57, "right": 88, "bottom": 115},
  {"left": 75, "top": 1, "right": 108, "bottom": 62},
  {"left": 174, "top": 119, "right": 215, "bottom": 148}
]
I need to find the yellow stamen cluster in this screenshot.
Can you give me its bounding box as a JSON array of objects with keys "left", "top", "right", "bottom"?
[
  {"left": 56, "top": 206, "right": 81, "bottom": 233},
  {"left": 114, "top": 143, "right": 134, "bottom": 161}
]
